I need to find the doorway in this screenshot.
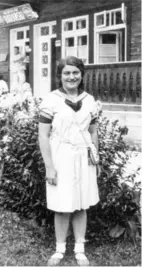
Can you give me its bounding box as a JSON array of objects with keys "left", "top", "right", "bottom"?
[
  {"left": 34, "top": 21, "right": 57, "bottom": 98},
  {"left": 95, "top": 31, "right": 124, "bottom": 63},
  {"left": 10, "top": 26, "right": 30, "bottom": 89}
]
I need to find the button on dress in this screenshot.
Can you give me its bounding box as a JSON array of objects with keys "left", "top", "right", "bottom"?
[{"left": 40, "top": 89, "right": 101, "bottom": 212}]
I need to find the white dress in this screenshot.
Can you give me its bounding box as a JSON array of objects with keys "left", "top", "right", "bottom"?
[{"left": 40, "top": 89, "right": 101, "bottom": 212}]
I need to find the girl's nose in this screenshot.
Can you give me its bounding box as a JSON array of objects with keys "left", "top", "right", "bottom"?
[{"left": 69, "top": 73, "right": 75, "bottom": 79}]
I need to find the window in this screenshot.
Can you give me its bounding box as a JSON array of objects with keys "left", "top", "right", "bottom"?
[
  {"left": 52, "top": 24, "right": 56, "bottom": 34},
  {"left": 17, "top": 31, "right": 24, "bottom": 40},
  {"left": 76, "top": 19, "right": 86, "bottom": 29},
  {"left": 94, "top": 3, "right": 127, "bottom": 63},
  {"left": 41, "top": 26, "right": 49, "bottom": 36},
  {"left": 66, "top": 37, "right": 74, "bottom": 47},
  {"left": 26, "top": 30, "right": 29, "bottom": 38},
  {"left": 96, "top": 12, "right": 106, "bottom": 27},
  {"left": 95, "top": 4, "right": 126, "bottom": 28},
  {"left": 62, "top": 15, "right": 88, "bottom": 64},
  {"left": 64, "top": 21, "right": 73, "bottom": 31}
]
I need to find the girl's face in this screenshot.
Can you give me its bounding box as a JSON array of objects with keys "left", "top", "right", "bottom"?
[{"left": 61, "top": 65, "right": 82, "bottom": 91}]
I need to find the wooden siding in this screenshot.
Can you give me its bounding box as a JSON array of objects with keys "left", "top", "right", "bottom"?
[
  {"left": 39, "top": 0, "right": 128, "bottom": 20},
  {"left": 0, "top": 27, "right": 9, "bottom": 81},
  {"left": 130, "top": 0, "right": 141, "bottom": 60}
]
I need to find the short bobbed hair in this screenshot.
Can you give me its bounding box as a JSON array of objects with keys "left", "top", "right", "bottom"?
[{"left": 57, "top": 56, "right": 85, "bottom": 89}]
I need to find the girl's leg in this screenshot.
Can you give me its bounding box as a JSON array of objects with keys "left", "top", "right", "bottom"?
[
  {"left": 48, "top": 212, "right": 70, "bottom": 266},
  {"left": 72, "top": 209, "right": 89, "bottom": 266},
  {"left": 55, "top": 212, "right": 70, "bottom": 243},
  {"left": 72, "top": 209, "right": 87, "bottom": 243}
]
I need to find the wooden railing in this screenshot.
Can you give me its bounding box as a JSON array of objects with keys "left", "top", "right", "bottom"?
[{"left": 84, "top": 61, "right": 141, "bottom": 104}]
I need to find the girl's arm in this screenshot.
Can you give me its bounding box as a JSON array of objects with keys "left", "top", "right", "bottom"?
[
  {"left": 38, "top": 122, "right": 57, "bottom": 185},
  {"left": 88, "top": 123, "right": 99, "bottom": 152}
]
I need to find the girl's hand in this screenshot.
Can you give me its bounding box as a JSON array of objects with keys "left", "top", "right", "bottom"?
[
  {"left": 46, "top": 166, "right": 57, "bottom": 186},
  {"left": 96, "top": 164, "right": 101, "bottom": 177}
]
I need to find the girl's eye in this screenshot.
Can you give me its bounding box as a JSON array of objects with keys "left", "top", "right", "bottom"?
[
  {"left": 73, "top": 71, "right": 79, "bottom": 75},
  {"left": 63, "top": 72, "right": 70, "bottom": 75}
]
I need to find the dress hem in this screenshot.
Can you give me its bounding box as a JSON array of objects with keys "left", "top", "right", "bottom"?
[{"left": 46, "top": 201, "right": 99, "bottom": 213}]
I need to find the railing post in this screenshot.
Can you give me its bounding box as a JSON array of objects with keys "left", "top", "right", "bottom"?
[
  {"left": 122, "top": 72, "right": 127, "bottom": 103},
  {"left": 92, "top": 71, "right": 98, "bottom": 99},
  {"left": 110, "top": 72, "right": 114, "bottom": 102},
  {"left": 136, "top": 71, "right": 141, "bottom": 104}
]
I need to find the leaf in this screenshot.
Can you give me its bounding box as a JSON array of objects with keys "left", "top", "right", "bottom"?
[
  {"left": 26, "top": 159, "right": 33, "bottom": 167},
  {"left": 127, "top": 220, "right": 137, "bottom": 235},
  {"left": 109, "top": 224, "right": 125, "bottom": 238}
]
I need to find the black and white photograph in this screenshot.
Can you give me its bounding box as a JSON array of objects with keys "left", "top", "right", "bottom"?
[{"left": 0, "top": 0, "right": 141, "bottom": 266}]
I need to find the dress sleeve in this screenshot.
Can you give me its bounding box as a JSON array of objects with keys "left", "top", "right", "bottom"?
[
  {"left": 39, "top": 93, "right": 55, "bottom": 121},
  {"left": 90, "top": 97, "right": 102, "bottom": 124}
]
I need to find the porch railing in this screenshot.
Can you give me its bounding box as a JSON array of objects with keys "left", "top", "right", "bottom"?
[{"left": 84, "top": 61, "right": 141, "bottom": 104}]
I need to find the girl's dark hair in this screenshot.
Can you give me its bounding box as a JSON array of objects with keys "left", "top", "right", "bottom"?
[{"left": 57, "top": 56, "right": 85, "bottom": 89}]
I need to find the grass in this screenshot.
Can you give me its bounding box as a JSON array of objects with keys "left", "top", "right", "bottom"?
[{"left": 0, "top": 207, "right": 141, "bottom": 266}]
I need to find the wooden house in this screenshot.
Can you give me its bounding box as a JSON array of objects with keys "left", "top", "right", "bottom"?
[{"left": 0, "top": 0, "right": 141, "bottom": 146}]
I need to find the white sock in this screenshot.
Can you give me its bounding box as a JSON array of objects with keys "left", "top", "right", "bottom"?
[
  {"left": 74, "top": 242, "right": 85, "bottom": 253},
  {"left": 56, "top": 242, "right": 66, "bottom": 253}
]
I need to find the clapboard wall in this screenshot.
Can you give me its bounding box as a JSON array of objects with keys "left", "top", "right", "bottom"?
[
  {"left": 0, "top": 26, "right": 9, "bottom": 82},
  {"left": 130, "top": 0, "right": 141, "bottom": 60}
]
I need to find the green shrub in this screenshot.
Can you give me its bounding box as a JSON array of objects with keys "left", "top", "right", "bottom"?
[{"left": 0, "top": 91, "right": 141, "bottom": 241}]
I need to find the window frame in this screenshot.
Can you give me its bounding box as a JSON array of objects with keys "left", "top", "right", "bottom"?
[
  {"left": 94, "top": 4, "right": 127, "bottom": 64},
  {"left": 62, "top": 15, "right": 89, "bottom": 64}
]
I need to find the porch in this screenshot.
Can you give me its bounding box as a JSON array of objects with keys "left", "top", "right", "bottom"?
[
  {"left": 84, "top": 61, "right": 141, "bottom": 148},
  {"left": 84, "top": 61, "right": 141, "bottom": 105}
]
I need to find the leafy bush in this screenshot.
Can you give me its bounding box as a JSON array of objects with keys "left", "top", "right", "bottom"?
[
  {"left": 92, "top": 117, "right": 141, "bottom": 243},
  {"left": 0, "top": 90, "right": 50, "bottom": 223},
  {"left": 0, "top": 90, "right": 141, "bottom": 241}
]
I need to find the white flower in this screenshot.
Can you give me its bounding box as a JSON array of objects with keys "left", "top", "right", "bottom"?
[
  {"left": 0, "top": 113, "right": 4, "bottom": 118},
  {"left": 2, "top": 135, "right": 9, "bottom": 143},
  {"left": 5, "top": 155, "right": 10, "bottom": 161}
]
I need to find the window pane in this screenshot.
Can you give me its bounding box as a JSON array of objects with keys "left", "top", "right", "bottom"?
[
  {"left": 106, "top": 13, "right": 109, "bottom": 26},
  {"left": 96, "top": 14, "right": 104, "bottom": 26},
  {"left": 52, "top": 25, "right": 56, "bottom": 34},
  {"left": 102, "top": 34, "right": 116, "bottom": 44},
  {"left": 41, "top": 26, "right": 49, "bottom": 36},
  {"left": 76, "top": 19, "right": 86, "bottom": 29},
  {"left": 64, "top": 21, "right": 73, "bottom": 31},
  {"left": 111, "top": 13, "right": 114, "bottom": 25},
  {"left": 77, "top": 36, "right": 87, "bottom": 46},
  {"left": 17, "top": 31, "right": 24, "bottom": 40},
  {"left": 77, "top": 46, "right": 87, "bottom": 63},
  {"left": 116, "top": 11, "right": 122, "bottom": 24},
  {"left": 26, "top": 30, "right": 29, "bottom": 38},
  {"left": 42, "top": 68, "right": 48, "bottom": 77},
  {"left": 65, "top": 37, "right": 74, "bottom": 47},
  {"left": 42, "top": 55, "right": 48, "bottom": 64},
  {"left": 65, "top": 47, "right": 76, "bottom": 57},
  {"left": 42, "top": 42, "right": 48, "bottom": 51}
]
